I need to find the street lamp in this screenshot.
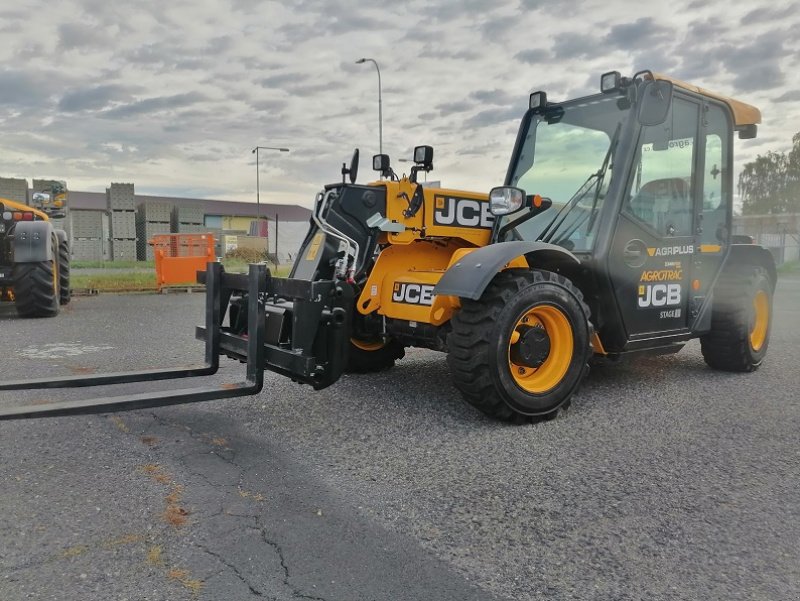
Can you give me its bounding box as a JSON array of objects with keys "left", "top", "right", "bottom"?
[
  {"left": 251, "top": 145, "right": 289, "bottom": 230},
  {"left": 355, "top": 58, "right": 382, "bottom": 155}
]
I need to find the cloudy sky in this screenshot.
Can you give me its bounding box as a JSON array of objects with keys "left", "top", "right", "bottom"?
[{"left": 1, "top": 0, "right": 798, "bottom": 208}]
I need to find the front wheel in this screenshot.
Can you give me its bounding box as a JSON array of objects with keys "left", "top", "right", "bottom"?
[
  {"left": 13, "top": 256, "right": 60, "bottom": 318},
  {"left": 346, "top": 338, "right": 405, "bottom": 373},
  {"left": 447, "top": 269, "right": 592, "bottom": 421}
]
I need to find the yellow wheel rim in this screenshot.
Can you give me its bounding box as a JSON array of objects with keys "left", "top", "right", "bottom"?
[
  {"left": 750, "top": 290, "right": 769, "bottom": 352},
  {"left": 508, "top": 305, "right": 573, "bottom": 394},
  {"left": 351, "top": 338, "right": 387, "bottom": 352}
]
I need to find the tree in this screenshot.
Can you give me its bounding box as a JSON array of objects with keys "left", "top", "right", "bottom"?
[{"left": 738, "top": 132, "right": 800, "bottom": 215}]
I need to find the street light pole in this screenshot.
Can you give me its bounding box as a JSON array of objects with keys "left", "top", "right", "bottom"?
[
  {"left": 251, "top": 145, "right": 290, "bottom": 234},
  {"left": 356, "top": 58, "right": 382, "bottom": 155}
]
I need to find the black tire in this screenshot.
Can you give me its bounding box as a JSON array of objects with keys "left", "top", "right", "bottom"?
[
  {"left": 13, "top": 257, "right": 59, "bottom": 318},
  {"left": 58, "top": 239, "right": 71, "bottom": 305},
  {"left": 447, "top": 269, "right": 592, "bottom": 421},
  {"left": 346, "top": 339, "right": 405, "bottom": 373},
  {"left": 700, "top": 266, "right": 772, "bottom": 372}
]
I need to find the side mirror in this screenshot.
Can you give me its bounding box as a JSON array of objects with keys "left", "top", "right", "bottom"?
[
  {"left": 637, "top": 79, "right": 673, "bottom": 127},
  {"left": 349, "top": 148, "right": 359, "bottom": 183},
  {"left": 31, "top": 192, "right": 51, "bottom": 206},
  {"left": 489, "top": 186, "right": 525, "bottom": 215},
  {"left": 343, "top": 148, "right": 360, "bottom": 184}
]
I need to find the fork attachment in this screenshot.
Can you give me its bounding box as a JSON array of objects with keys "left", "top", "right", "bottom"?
[{"left": 0, "top": 263, "right": 266, "bottom": 420}]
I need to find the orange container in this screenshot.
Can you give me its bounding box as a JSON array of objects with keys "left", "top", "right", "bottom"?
[{"left": 150, "top": 234, "right": 216, "bottom": 291}]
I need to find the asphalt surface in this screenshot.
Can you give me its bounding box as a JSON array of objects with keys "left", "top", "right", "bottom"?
[{"left": 1, "top": 278, "right": 798, "bottom": 600}]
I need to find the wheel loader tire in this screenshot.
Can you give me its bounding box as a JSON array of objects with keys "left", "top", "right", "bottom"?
[
  {"left": 700, "top": 266, "right": 772, "bottom": 372},
  {"left": 13, "top": 256, "right": 59, "bottom": 318},
  {"left": 447, "top": 269, "right": 591, "bottom": 422},
  {"left": 346, "top": 338, "right": 405, "bottom": 373},
  {"left": 58, "top": 239, "right": 71, "bottom": 306}
]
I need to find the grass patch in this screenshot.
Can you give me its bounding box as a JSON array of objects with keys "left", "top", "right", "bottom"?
[
  {"left": 71, "top": 260, "right": 154, "bottom": 269},
  {"left": 72, "top": 271, "right": 157, "bottom": 291},
  {"left": 777, "top": 260, "right": 800, "bottom": 276}
]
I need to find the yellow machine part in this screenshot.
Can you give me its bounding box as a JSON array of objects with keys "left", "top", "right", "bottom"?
[
  {"left": 358, "top": 239, "right": 464, "bottom": 326},
  {"left": 379, "top": 179, "right": 492, "bottom": 247},
  {"left": 357, "top": 240, "right": 530, "bottom": 327},
  {"left": 0, "top": 197, "right": 50, "bottom": 221}
]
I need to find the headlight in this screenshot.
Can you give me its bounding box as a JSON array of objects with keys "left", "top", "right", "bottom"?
[{"left": 489, "top": 186, "right": 525, "bottom": 215}]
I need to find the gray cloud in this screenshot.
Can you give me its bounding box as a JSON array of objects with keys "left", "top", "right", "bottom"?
[
  {"left": 551, "top": 35, "right": 599, "bottom": 60},
  {"left": 260, "top": 73, "right": 310, "bottom": 88},
  {"left": 470, "top": 89, "right": 517, "bottom": 106},
  {"left": 436, "top": 100, "right": 474, "bottom": 116},
  {"left": 58, "top": 85, "right": 137, "bottom": 112},
  {"left": 58, "top": 22, "right": 111, "bottom": 51},
  {"left": 604, "top": 17, "right": 675, "bottom": 48},
  {"left": 464, "top": 106, "right": 522, "bottom": 128},
  {"left": 0, "top": 69, "right": 64, "bottom": 108},
  {"left": 100, "top": 93, "right": 208, "bottom": 119},
  {"left": 741, "top": 4, "right": 799, "bottom": 24},
  {"left": 775, "top": 90, "right": 800, "bottom": 102},
  {"left": 514, "top": 48, "right": 550, "bottom": 64}
]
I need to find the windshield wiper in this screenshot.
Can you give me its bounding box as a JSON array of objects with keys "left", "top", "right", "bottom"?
[{"left": 540, "top": 122, "right": 622, "bottom": 243}]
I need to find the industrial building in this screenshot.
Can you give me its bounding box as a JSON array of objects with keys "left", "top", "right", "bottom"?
[{"left": 0, "top": 177, "right": 312, "bottom": 264}]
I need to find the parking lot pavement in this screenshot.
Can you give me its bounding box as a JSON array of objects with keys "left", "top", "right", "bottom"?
[{"left": 1, "top": 281, "right": 798, "bottom": 601}]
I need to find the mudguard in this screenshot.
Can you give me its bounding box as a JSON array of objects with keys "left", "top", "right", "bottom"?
[
  {"left": 13, "top": 221, "right": 54, "bottom": 263},
  {"left": 55, "top": 229, "right": 68, "bottom": 245},
  {"left": 727, "top": 243, "right": 777, "bottom": 288},
  {"left": 434, "top": 241, "right": 580, "bottom": 300}
]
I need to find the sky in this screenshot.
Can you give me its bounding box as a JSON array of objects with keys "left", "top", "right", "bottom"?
[{"left": 0, "top": 0, "right": 798, "bottom": 209}]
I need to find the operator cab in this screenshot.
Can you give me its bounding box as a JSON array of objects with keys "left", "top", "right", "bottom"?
[{"left": 488, "top": 70, "right": 762, "bottom": 353}]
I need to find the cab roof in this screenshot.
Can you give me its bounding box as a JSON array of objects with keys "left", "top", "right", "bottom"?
[{"left": 652, "top": 72, "right": 761, "bottom": 127}]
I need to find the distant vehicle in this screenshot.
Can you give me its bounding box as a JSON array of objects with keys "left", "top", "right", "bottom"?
[{"left": 0, "top": 181, "right": 70, "bottom": 317}]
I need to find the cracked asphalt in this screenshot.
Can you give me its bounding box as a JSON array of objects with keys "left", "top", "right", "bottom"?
[{"left": 1, "top": 278, "right": 798, "bottom": 600}]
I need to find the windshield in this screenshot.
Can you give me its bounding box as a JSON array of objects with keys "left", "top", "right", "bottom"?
[{"left": 500, "top": 94, "right": 630, "bottom": 251}]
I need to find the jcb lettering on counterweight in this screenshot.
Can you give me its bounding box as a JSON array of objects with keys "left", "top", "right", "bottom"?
[
  {"left": 638, "top": 283, "right": 681, "bottom": 308},
  {"left": 392, "top": 282, "right": 435, "bottom": 306},
  {"left": 433, "top": 196, "right": 493, "bottom": 229}
]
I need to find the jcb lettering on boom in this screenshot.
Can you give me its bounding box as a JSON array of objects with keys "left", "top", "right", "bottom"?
[
  {"left": 392, "top": 282, "right": 435, "bottom": 306},
  {"left": 433, "top": 196, "right": 493, "bottom": 229}
]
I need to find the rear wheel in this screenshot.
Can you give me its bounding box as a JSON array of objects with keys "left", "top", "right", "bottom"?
[
  {"left": 58, "top": 239, "right": 71, "bottom": 305},
  {"left": 346, "top": 338, "right": 405, "bottom": 373},
  {"left": 700, "top": 266, "right": 773, "bottom": 372},
  {"left": 13, "top": 249, "right": 60, "bottom": 318},
  {"left": 447, "top": 269, "right": 591, "bottom": 421}
]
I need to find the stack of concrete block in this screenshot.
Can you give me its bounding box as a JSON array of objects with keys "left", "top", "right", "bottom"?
[
  {"left": 70, "top": 210, "right": 105, "bottom": 261},
  {"left": 136, "top": 201, "right": 173, "bottom": 260},
  {"left": 171, "top": 205, "right": 205, "bottom": 233},
  {"left": 32, "top": 178, "right": 68, "bottom": 232},
  {"left": 0, "top": 177, "right": 29, "bottom": 204},
  {"left": 107, "top": 183, "right": 136, "bottom": 261}
]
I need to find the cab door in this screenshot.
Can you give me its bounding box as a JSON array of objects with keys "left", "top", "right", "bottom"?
[
  {"left": 688, "top": 100, "right": 734, "bottom": 332},
  {"left": 608, "top": 96, "right": 700, "bottom": 340}
]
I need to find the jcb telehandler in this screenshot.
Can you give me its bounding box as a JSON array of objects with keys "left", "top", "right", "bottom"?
[
  {"left": 0, "top": 181, "right": 71, "bottom": 318},
  {"left": 0, "top": 70, "right": 775, "bottom": 422}
]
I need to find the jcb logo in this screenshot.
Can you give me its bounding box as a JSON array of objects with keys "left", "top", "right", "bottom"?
[
  {"left": 638, "top": 283, "right": 681, "bottom": 308},
  {"left": 392, "top": 282, "right": 435, "bottom": 306},
  {"left": 433, "top": 196, "right": 493, "bottom": 229}
]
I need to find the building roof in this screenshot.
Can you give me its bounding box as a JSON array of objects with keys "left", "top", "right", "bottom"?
[{"left": 64, "top": 189, "right": 312, "bottom": 222}]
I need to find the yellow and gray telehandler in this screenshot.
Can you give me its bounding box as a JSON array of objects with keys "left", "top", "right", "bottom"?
[
  {"left": 0, "top": 70, "right": 775, "bottom": 422},
  {"left": 0, "top": 182, "right": 70, "bottom": 317}
]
